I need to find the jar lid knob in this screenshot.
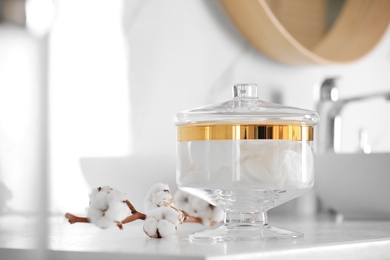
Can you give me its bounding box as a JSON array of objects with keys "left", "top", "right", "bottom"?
[{"left": 233, "top": 83, "right": 259, "bottom": 99}]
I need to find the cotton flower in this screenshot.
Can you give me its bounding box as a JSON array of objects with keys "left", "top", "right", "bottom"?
[
  {"left": 143, "top": 183, "right": 173, "bottom": 212},
  {"left": 143, "top": 206, "right": 184, "bottom": 238},
  {"left": 174, "top": 190, "right": 223, "bottom": 226},
  {"left": 86, "top": 186, "right": 130, "bottom": 229},
  {"left": 89, "top": 186, "right": 111, "bottom": 210},
  {"left": 66, "top": 183, "right": 212, "bottom": 239}
]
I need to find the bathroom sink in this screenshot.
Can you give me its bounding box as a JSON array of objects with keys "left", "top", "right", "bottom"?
[{"left": 315, "top": 153, "right": 390, "bottom": 219}]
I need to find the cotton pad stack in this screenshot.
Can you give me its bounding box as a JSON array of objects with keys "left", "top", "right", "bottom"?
[{"left": 180, "top": 140, "right": 314, "bottom": 190}]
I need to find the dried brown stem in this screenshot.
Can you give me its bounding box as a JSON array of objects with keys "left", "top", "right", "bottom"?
[
  {"left": 121, "top": 212, "right": 147, "bottom": 224},
  {"left": 65, "top": 213, "right": 90, "bottom": 224},
  {"left": 120, "top": 200, "right": 147, "bottom": 225},
  {"left": 182, "top": 211, "right": 203, "bottom": 224},
  {"left": 123, "top": 200, "right": 138, "bottom": 214},
  {"left": 116, "top": 221, "right": 123, "bottom": 230}
]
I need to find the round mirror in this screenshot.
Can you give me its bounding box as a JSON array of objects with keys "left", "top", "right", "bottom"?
[{"left": 220, "top": 0, "right": 390, "bottom": 64}]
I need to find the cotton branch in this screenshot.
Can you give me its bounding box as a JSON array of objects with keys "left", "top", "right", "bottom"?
[{"left": 65, "top": 199, "right": 147, "bottom": 230}]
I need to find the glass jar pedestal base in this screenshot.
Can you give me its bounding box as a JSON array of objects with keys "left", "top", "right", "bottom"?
[{"left": 189, "top": 212, "right": 303, "bottom": 241}]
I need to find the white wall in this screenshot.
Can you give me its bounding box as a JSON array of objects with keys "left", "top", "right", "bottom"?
[
  {"left": 47, "top": 0, "right": 390, "bottom": 213},
  {"left": 0, "top": 27, "right": 43, "bottom": 213}
]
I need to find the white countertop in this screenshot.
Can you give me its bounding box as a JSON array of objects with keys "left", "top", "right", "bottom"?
[{"left": 1, "top": 214, "right": 390, "bottom": 260}]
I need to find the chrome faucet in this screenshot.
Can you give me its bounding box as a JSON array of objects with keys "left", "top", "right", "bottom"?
[{"left": 316, "top": 78, "right": 390, "bottom": 153}]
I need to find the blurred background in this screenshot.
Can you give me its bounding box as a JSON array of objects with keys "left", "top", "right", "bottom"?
[{"left": 0, "top": 0, "right": 390, "bottom": 220}]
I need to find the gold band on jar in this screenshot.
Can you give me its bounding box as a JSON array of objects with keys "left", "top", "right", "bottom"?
[{"left": 177, "top": 125, "right": 313, "bottom": 141}]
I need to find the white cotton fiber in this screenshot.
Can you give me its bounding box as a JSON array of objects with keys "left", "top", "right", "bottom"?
[
  {"left": 106, "top": 188, "right": 126, "bottom": 204},
  {"left": 143, "top": 217, "right": 159, "bottom": 238},
  {"left": 86, "top": 186, "right": 130, "bottom": 229},
  {"left": 144, "top": 183, "right": 173, "bottom": 212},
  {"left": 89, "top": 186, "right": 111, "bottom": 210},
  {"left": 164, "top": 209, "right": 184, "bottom": 227},
  {"left": 143, "top": 206, "right": 184, "bottom": 238},
  {"left": 104, "top": 189, "right": 129, "bottom": 221},
  {"left": 157, "top": 219, "right": 176, "bottom": 238},
  {"left": 173, "top": 190, "right": 223, "bottom": 226},
  {"left": 87, "top": 207, "right": 105, "bottom": 226},
  {"left": 94, "top": 214, "right": 118, "bottom": 229},
  {"left": 153, "top": 191, "right": 172, "bottom": 207},
  {"left": 103, "top": 200, "right": 129, "bottom": 223},
  {"left": 147, "top": 206, "right": 183, "bottom": 224}
]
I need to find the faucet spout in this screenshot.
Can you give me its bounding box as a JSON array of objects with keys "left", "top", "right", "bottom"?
[{"left": 316, "top": 78, "right": 390, "bottom": 153}]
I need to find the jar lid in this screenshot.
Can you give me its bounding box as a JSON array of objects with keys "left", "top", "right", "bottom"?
[{"left": 173, "top": 84, "right": 319, "bottom": 141}]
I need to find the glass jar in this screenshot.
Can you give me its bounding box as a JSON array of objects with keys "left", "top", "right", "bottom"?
[{"left": 173, "top": 83, "right": 319, "bottom": 241}]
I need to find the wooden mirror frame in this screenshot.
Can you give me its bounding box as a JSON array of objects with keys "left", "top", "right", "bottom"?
[{"left": 220, "top": 0, "right": 390, "bottom": 64}]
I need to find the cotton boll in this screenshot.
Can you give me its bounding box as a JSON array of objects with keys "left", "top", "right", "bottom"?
[
  {"left": 144, "top": 217, "right": 159, "bottom": 238},
  {"left": 152, "top": 191, "right": 172, "bottom": 208},
  {"left": 173, "top": 190, "right": 223, "bottom": 226},
  {"left": 104, "top": 189, "right": 130, "bottom": 221},
  {"left": 89, "top": 186, "right": 111, "bottom": 210},
  {"left": 189, "top": 195, "right": 210, "bottom": 212},
  {"left": 106, "top": 188, "right": 126, "bottom": 204},
  {"left": 86, "top": 186, "right": 130, "bottom": 229},
  {"left": 173, "top": 190, "right": 189, "bottom": 209},
  {"left": 143, "top": 207, "right": 183, "bottom": 238},
  {"left": 87, "top": 207, "right": 115, "bottom": 229},
  {"left": 166, "top": 207, "right": 184, "bottom": 225},
  {"left": 157, "top": 219, "right": 176, "bottom": 238},
  {"left": 197, "top": 210, "right": 213, "bottom": 226},
  {"left": 160, "top": 207, "right": 183, "bottom": 226},
  {"left": 164, "top": 209, "right": 184, "bottom": 226},
  {"left": 104, "top": 201, "right": 130, "bottom": 223},
  {"left": 147, "top": 206, "right": 183, "bottom": 226},
  {"left": 189, "top": 196, "right": 216, "bottom": 226},
  {"left": 174, "top": 190, "right": 195, "bottom": 214},
  {"left": 144, "top": 183, "right": 173, "bottom": 212},
  {"left": 87, "top": 206, "right": 104, "bottom": 224},
  {"left": 146, "top": 207, "right": 163, "bottom": 220},
  {"left": 94, "top": 216, "right": 117, "bottom": 229}
]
